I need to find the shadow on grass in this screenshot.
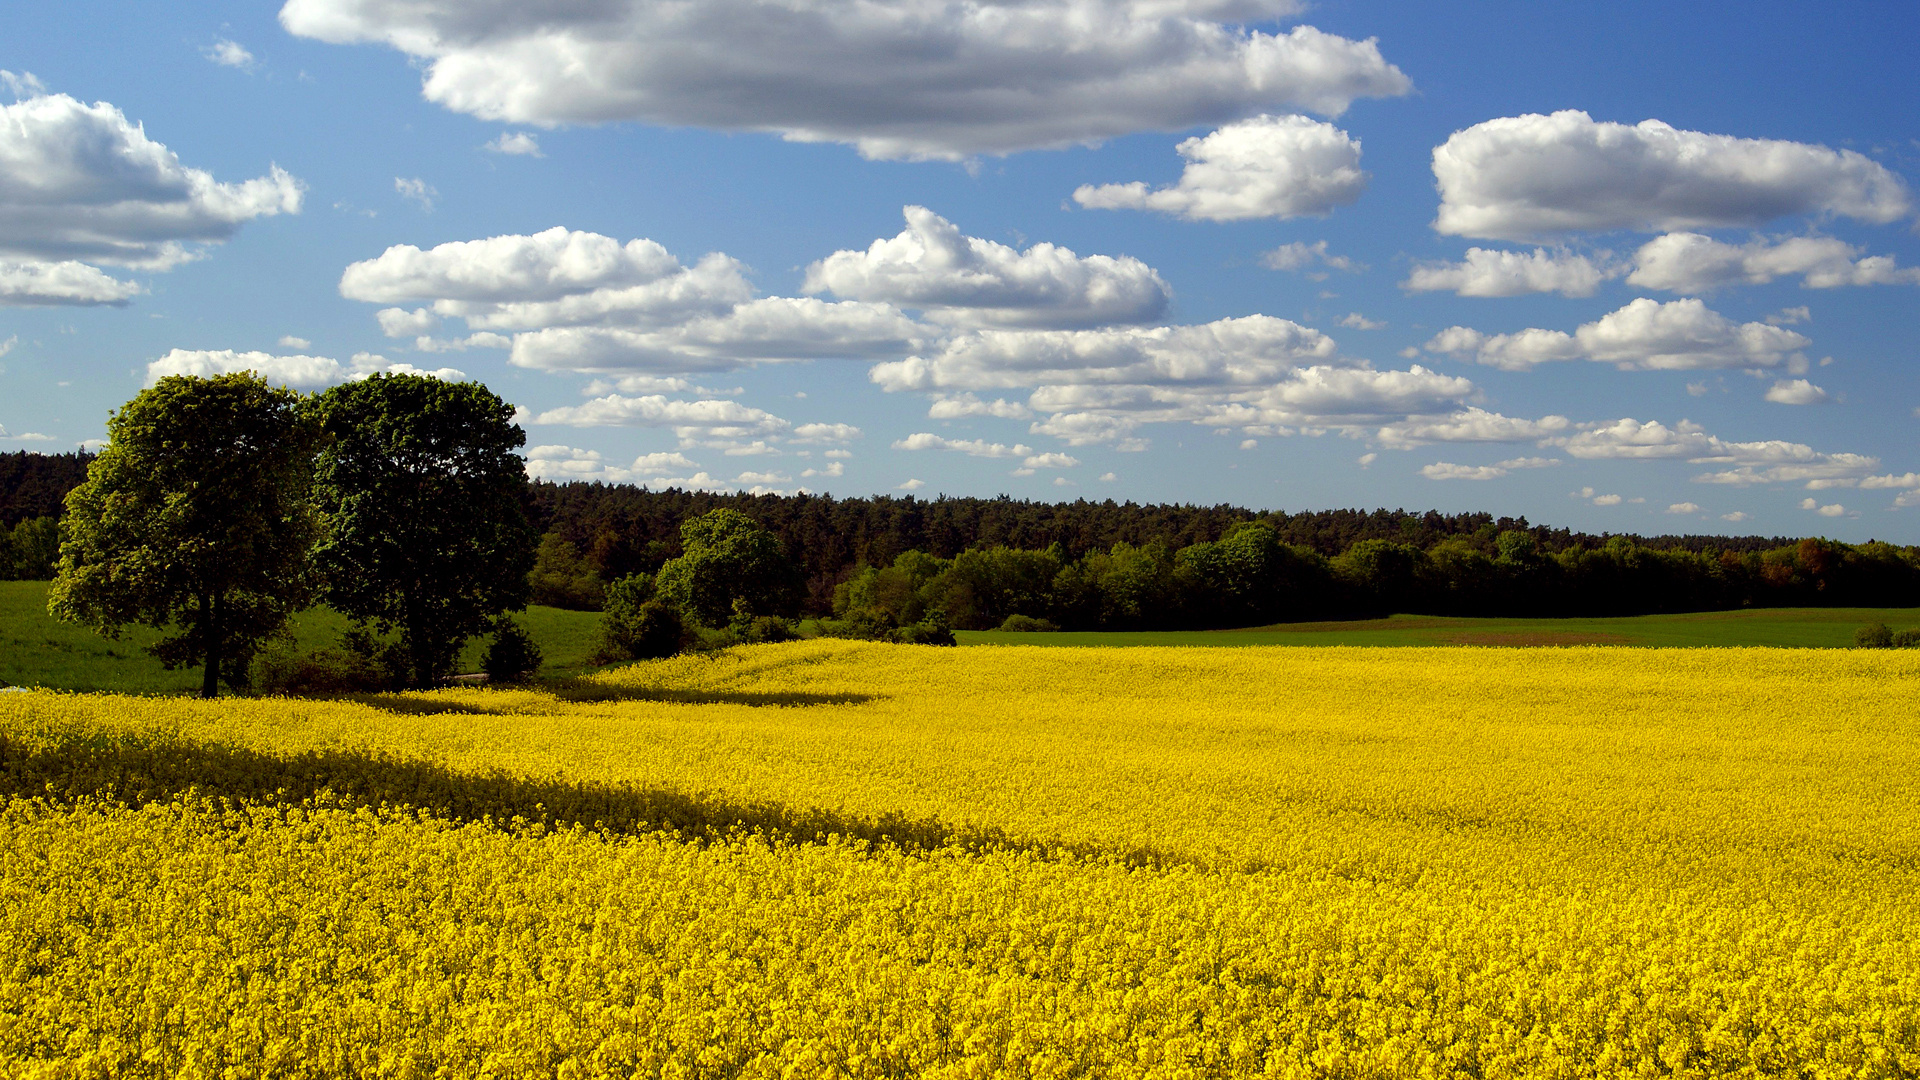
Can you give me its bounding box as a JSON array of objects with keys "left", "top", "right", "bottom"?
[
  {"left": 346, "top": 677, "right": 877, "bottom": 717},
  {"left": 0, "top": 728, "right": 1177, "bottom": 868}
]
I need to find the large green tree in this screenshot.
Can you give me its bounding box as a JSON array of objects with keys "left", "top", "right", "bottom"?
[
  {"left": 49, "top": 373, "right": 321, "bottom": 698},
  {"left": 655, "top": 508, "right": 799, "bottom": 625},
  {"left": 307, "top": 374, "right": 536, "bottom": 687}
]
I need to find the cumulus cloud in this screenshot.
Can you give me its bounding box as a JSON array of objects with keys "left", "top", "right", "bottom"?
[
  {"left": 1419, "top": 456, "right": 1557, "bottom": 480},
  {"left": 1764, "top": 379, "right": 1829, "bottom": 405},
  {"left": 872, "top": 314, "right": 1337, "bottom": 393},
  {"left": 483, "top": 132, "right": 542, "bottom": 157},
  {"left": 0, "top": 260, "right": 142, "bottom": 306},
  {"left": 872, "top": 314, "right": 1478, "bottom": 447},
  {"left": 1402, "top": 247, "right": 1614, "bottom": 298},
  {"left": 1259, "top": 239, "right": 1358, "bottom": 273},
  {"left": 507, "top": 298, "right": 924, "bottom": 374},
  {"left": 203, "top": 39, "right": 257, "bottom": 70},
  {"left": 805, "top": 206, "right": 1169, "bottom": 327},
  {"left": 0, "top": 90, "right": 302, "bottom": 275},
  {"left": 523, "top": 445, "right": 705, "bottom": 483},
  {"left": 532, "top": 394, "right": 792, "bottom": 441},
  {"left": 928, "top": 393, "right": 1032, "bottom": 420},
  {"left": 394, "top": 177, "right": 436, "bottom": 211},
  {"left": 1626, "top": 232, "right": 1920, "bottom": 292},
  {"left": 1425, "top": 298, "right": 1809, "bottom": 372},
  {"left": 1432, "top": 111, "right": 1911, "bottom": 240},
  {"left": 1072, "top": 114, "right": 1366, "bottom": 221},
  {"left": 341, "top": 227, "right": 751, "bottom": 327},
  {"left": 1338, "top": 312, "right": 1383, "bottom": 330},
  {"left": 1375, "top": 408, "right": 1571, "bottom": 450},
  {"left": 791, "top": 422, "right": 861, "bottom": 444},
  {"left": 1668, "top": 502, "right": 1702, "bottom": 514},
  {"left": 892, "top": 433, "right": 1033, "bottom": 459},
  {"left": 343, "top": 226, "right": 931, "bottom": 375},
  {"left": 1547, "top": 417, "right": 1878, "bottom": 486},
  {"left": 145, "top": 349, "right": 466, "bottom": 388},
  {"left": 896, "top": 478, "right": 926, "bottom": 491},
  {"left": 279, "top": 1, "right": 1410, "bottom": 160}
]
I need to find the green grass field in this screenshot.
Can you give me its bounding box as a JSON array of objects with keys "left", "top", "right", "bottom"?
[
  {"left": 959, "top": 606, "right": 1920, "bottom": 649},
  {"left": 0, "top": 581, "right": 605, "bottom": 693},
  {"left": 8, "top": 577, "right": 1918, "bottom": 692}
]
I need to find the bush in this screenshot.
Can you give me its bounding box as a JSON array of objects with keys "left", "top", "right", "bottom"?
[
  {"left": 597, "top": 574, "right": 691, "bottom": 662},
  {"left": 894, "top": 620, "right": 957, "bottom": 646},
  {"left": 1856, "top": 623, "right": 1894, "bottom": 648},
  {"left": 482, "top": 617, "right": 543, "bottom": 683},
  {"left": 248, "top": 632, "right": 404, "bottom": 695},
  {"left": 998, "top": 614, "right": 1058, "bottom": 633},
  {"left": 1895, "top": 629, "right": 1920, "bottom": 648}
]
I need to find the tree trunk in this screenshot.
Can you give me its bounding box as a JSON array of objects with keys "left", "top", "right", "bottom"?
[{"left": 201, "top": 591, "right": 222, "bottom": 699}]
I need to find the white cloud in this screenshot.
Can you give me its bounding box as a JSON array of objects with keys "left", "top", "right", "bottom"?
[
  {"left": 805, "top": 206, "right": 1168, "bottom": 328},
  {"left": 483, "top": 132, "right": 542, "bottom": 157},
  {"left": 1801, "top": 498, "right": 1846, "bottom": 517},
  {"left": 1420, "top": 456, "right": 1558, "bottom": 481},
  {"left": 0, "top": 335, "right": 13, "bottom": 358},
  {"left": 648, "top": 471, "right": 727, "bottom": 491},
  {"left": 1546, "top": 416, "right": 1878, "bottom": 487},
  {"left": 1425, "top": 298, "right": 1809, "bottom": 372},
  {"left": 413, "top": 332, "right": 511, "bottom": 353},
  {"left": 1767, "top": 306, "right": 1811, "bottom": 326},
  {"left": 0, "top": 260, "right": 142, "bottom": 306},
  {"left": 791, "top": 422, "right": 861, "bottom": 444},
  {"left": 1764, "top": 379, "right": 1829, "bottom": 405},
  {"left": 1052, "top": 476, "right": 1075, "bottom": 487},
  {"left": 203, "top": 39, "right": 257, "bottom": 70},
  {"left": 508, "top": 297, "right": 923, "bottom": 374},
  {"left": 145, "top": 348, "right": 465, "bottom": 388},
  {"left": 1375, "top": 408, "right": 1571, "bottom": 450},
  {"left": 1667, "top": 502, "right": 1702, "bottom": 514},
  {"left": 376, "top": 307, "right": 439, "bottom": 337},
  {"left": 734, "top": 469, "right": 791, "bottom": 485},
  {"left": 1402, "top": 247, "right": 1614, "bottom": 298},
  {"left": 533, "top": 395, "right": 792, "bottom": 442},
  {"left": 892, "top": 432, "right": 1033, "bottom": 459},
  {"left": 897, "top": 478, "right": 926, "bottom": 491},
  {"left": 801, "top": 461, "right": 845, "bottom": 478},
  {"left": 872, "top": 314, "right": 1336, "bottom": 393},
  {"left": 928, "top": 393, "right": 1032, "bottom": 420},
  {"left": 1338, "top": 312, "right": 1383, "bottom": 330},
  {"left": 1433, "top": 110, "right": 1912, "bottom": 240},
  {"left": 1098, "top": 471, "right": 1117, "bottom": 481},
  {"left": 1721, "top": 511, "right": 1750, "bottom": 522},
  {"left": 1073, "top": 114, "right": 1367, "bottom": 221},
  {"left": 394, "top": 177, "right": 437, "bottom": 212},
  {"left": 872, "top": 314, "right": 1477, "bottom": 446},
  {"left": 278, "top": 335, "right": 312, "bottom": 349},
  {"left": 0, "top": 424, "right": 57, "bottom": 442},
  {"left": 1590, "top": 493, "right": 1623, "bottom": 506},
  {"left": 1, "top": 71, "right": 47, "bottom": 99},
  {"left": 0, "top": 92, "right": 302, "bottom": 268},
  {"left": 1627, "top": 232, "right": 1920, "bottom": 292},
  {"left": 1259, "top": 239, "right": 1357, "bottom": 273},
  {"left": 1022, "top": 452, "right": 1080, "bottom": 469},
  {"left": 279, "top": 2, "right": 1410, "bottom": 160},
  {"left": 523, "top": 445, "right": 668, "bottom": 483},
  {"left": 342, "top": 228, "right": 746, "bottom": 325}
]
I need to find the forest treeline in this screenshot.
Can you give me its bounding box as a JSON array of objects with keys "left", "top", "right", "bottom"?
[{"left": 9, "top": 451, "right": 1919, "bottom": 629}]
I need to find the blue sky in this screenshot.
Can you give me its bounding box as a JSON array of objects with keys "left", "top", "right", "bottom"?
[{"left": 3, "top": 0, "right": 1918, "bottom": 538}]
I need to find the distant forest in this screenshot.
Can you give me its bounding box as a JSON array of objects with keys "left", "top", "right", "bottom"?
[{"left": 9, "top": 450, "right": 1915, "bottom": 625}]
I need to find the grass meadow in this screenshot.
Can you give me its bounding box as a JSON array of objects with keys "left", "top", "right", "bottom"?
[{"left": 3, "top": 642, "right": 1918, "bottom": 1076}]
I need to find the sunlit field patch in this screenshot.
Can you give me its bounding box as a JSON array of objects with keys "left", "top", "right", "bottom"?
[{"left": 4, "top": 642, "right": 1918, "bottom": 1077}]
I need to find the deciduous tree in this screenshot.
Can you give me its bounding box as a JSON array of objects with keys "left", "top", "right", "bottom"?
[
  {"left": 307, "top": 375, "right": 536, "bottom": 687},
  {"left": 49, "top": 374, "right": 320, "bottom": 697}
]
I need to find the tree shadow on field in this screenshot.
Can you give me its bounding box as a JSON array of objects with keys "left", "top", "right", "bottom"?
[
  {"left": 347, "top": 678, "right": 876, "bottom": 717},
  {"left": 0, "top": 728, "right": 1158, "bottom": 864}
]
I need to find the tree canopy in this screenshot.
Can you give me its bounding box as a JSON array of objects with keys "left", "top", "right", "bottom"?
[
  {"left": 307, "top": 374, "right": 536, "bottom": 687},
  {"left": 655, "top": 508, "right": 801, "bottom": 625},
  {"left": 48, "top": 373, "right": 321, "bottom": 697}
]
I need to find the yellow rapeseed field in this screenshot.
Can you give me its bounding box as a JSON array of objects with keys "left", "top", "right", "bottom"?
[{"left": 3, "top": 642, "right": 1918, "bottom": 1077}]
